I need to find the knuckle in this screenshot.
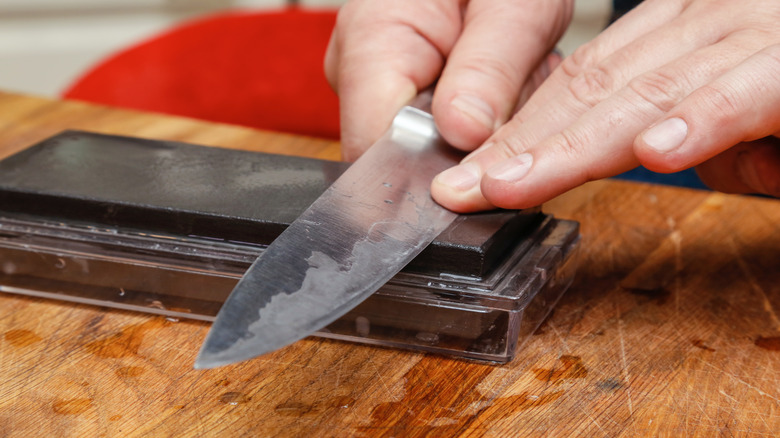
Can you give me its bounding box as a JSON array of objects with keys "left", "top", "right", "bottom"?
[
  {"left": 334, "top": 1, "right": 360, "bottom": 27},
  {"left": 692, "top": 43, "right": 780, "bottom": 127},
  {"left": 559, "top": 43, "right": 599, "bottom": 79},
  {"left": 566, "top": 65, "right": 615, "bottom": 109},
  {"left": 554, "top": 128, "right": 589, "bottom": 162},
  {"left": 627, "top": 71, "right": 685, "bottom": 115},
  {"left": 550, "top": 129, "right": 597, "bottom": 182},
  {"left": 492, "top": 137, "right": 526, "bottom": 160},
  {"left": 757, "top": 43, "right": 780, "bottom": 73},
  {"left": 698, "top": 83, "right": 744, "bottom": 125}
]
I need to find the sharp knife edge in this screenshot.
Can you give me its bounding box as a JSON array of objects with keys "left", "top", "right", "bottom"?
[{"left": 194, "top": 91, "right": 461, "bottom": 369}]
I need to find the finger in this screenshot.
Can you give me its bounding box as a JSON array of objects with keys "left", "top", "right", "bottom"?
[
  {"left": 433, "top": 33, "right": 765, "bottom": 211},
  {"left": 431, "top": 0, "right": 573, "bottom": 151},
  {"left": 433, "top": 6, "right": 742, "bottom": 211},
  {"left": 462, "top": 0, "right": 727, "bottom": 168},
  {"left": 324, "top": 1, "right": 463, "bottom": 161},
  {"left": 323, "top": 25, "right": 341, "bottom": 89},
  {"left": 635, "top": 44, "right": 780, "bottom": 173},
  {"left": 516, "top": 0, "right": 688, "bottom": 121},
  {"left": 695, "top": 137, "right": 780, "bottom": 197},
  {"left": 429, "top": 51, "right": 562, "bottom": 213},
  {"left": 514, "top": 51, "right": 564, "bottom": 113}
]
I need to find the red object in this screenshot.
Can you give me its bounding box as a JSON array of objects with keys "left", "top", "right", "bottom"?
[{"left": 63, "top": 8, "right": 340, "bottom": 139}]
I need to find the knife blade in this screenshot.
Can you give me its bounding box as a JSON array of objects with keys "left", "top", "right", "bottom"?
[{"left": 194, "top": 91, "right": 462, "bottom": 369}]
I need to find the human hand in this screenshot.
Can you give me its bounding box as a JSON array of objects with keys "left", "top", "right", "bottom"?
[
  {"left": 324, "top": 0, "right": 574, "bottom": 161},
  {"left": 431, "top": 0, "right": 780, "bottom": 212}
]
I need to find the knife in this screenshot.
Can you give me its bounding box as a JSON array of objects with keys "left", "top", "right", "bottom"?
[{"left": 194, "top": 90, "right": 462, "bottom": 369}]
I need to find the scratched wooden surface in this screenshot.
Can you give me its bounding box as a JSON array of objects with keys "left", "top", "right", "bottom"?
[{"left": 0, "top": 91, "right": 778, "bottom": 437}]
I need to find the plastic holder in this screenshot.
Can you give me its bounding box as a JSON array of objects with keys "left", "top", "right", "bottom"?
[{"left": 0, "top": 131, "right": 580, "bottom": 362}]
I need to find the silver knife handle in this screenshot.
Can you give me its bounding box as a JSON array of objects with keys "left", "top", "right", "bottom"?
[
  {"left": 390, "top": 89, "right": 439, "bottom": 147},
  {"left": 405, "top": 88, "right": 434, "bottom": 114}
]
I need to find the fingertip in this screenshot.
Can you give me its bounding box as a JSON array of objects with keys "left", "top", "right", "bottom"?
[
  {"left": 455, "top": 141, "right": 538, "bottom": 209},
  {"left": 431, "top": 162, "right": 494, "bottom": 212},
  {"left": 548, "top": 49, "right": 564, "bottom": 70},
  {"left": 479, "top": 154, "right": 543, "bottom": 210},
  {"left": 634, "top": 117, "right": 691, "bottom": 172}
]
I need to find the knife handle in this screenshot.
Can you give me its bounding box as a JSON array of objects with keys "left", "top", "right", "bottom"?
[
  {"left": 390, "top": 89, "right": 439, "bottom": 145},
  {"left": 405, "top": 88, "right": 434, "bottom": 115}
]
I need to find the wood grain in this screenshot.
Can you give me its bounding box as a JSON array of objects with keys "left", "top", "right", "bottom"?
[{"left": 0, "top": 91, "right": 778, "bottom": 437}]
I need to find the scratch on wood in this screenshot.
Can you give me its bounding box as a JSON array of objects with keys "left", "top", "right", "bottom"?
[
  {"left": 615, "top": 299, "right": 634, "bottom": 415},
  {"left": 755, "top": 403, "right": 773, "bottom": 434},
  {"left": 701, "top": 360, "right": 780, "bottom": 403},
  {"left": 334, "top": 357, "right": 343, "bottom": 389},
  {"left": 718, "top": 389, "right": 737, "bottom": 403},
  {"left": 668, "top": 229, "right": 682, "bottom": 316},
  {"left": 366, "top": 354, "right": 403, "bottom": 402},
  {"left": 728, "top": 238, "right": 780, "bottom": 331},
  {"left": 547, "top": 322, "right": 569, "bottom": 352},
  {"left": 576, "top": 403, "right": 606, "bottom": 433}
]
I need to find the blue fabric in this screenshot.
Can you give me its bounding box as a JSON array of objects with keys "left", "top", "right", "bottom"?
[
  {"left": 615, "top": 167, "right": 710, "bottom": 190},
  {"left": 612, "top": 0, "right": 642, "bottom": 20}
]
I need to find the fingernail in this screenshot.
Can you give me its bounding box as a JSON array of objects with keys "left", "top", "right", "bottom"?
[
  {"left": 435, "top": 161, "right": 482, "bottom": 191},
  {"left": 451, "top": 94, "right": 497, "bottom": 131},
  {"left": 486, "top": 153, "right": 534, "bottom": 183},
  {"left": 642, "top": 118, "right": 688, "bottom": 153}
]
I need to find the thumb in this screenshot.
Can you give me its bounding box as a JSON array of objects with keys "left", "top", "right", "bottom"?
[{"left": 696, "top": 137, "right": 780, "bottom": 197}]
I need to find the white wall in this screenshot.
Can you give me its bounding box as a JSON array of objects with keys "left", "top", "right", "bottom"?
[
  {"left": 559, "top": 0, "right": 611, "bottom": 56},
  {"left": 0, "top": 0, "right": 610, "bottom": 97}
]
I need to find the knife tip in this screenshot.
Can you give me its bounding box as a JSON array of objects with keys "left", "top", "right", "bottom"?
[
  {"left": 192, "top": 358, "right": 211, "bottom": 370},
  {"left": 193, "top": 344, "right": 234, "bottom": 370},
  {"left": 192, "top": 353, "right": 232, "bottom": 370},
  {"left": 192, "top": 355, "right": 215, "bottom": 370},
  {"left": 192, "top": 342, "right": 265, "bottom": 370}
]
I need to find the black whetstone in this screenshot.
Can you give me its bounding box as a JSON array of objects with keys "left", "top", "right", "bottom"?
[{"left": 0, "top": 131, "right": 541, "bottom": 277}]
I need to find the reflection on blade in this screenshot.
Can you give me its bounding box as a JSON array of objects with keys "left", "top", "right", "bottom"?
[{"left": 194, "top": 96, "right": 462, "bottom": 369}]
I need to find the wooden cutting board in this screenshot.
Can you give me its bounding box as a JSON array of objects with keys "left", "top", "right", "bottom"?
[{"left": 0, "top": 91, "right": 778, "bottom": 437}]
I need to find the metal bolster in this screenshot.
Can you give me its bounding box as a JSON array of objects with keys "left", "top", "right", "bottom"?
[
  {"left": 390, "top": 89, "right": 440, "bottom": 146},
  {"left": 390, "top": 106, "right": 439, "bottom": 142}
]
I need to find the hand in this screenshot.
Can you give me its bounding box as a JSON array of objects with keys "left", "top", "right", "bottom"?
[
  {"left": 431, "top": 0, "right": 780, "bottom": 212},
  {"left": 324, "top": 0, "right": 574, "bottom": 161}
]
